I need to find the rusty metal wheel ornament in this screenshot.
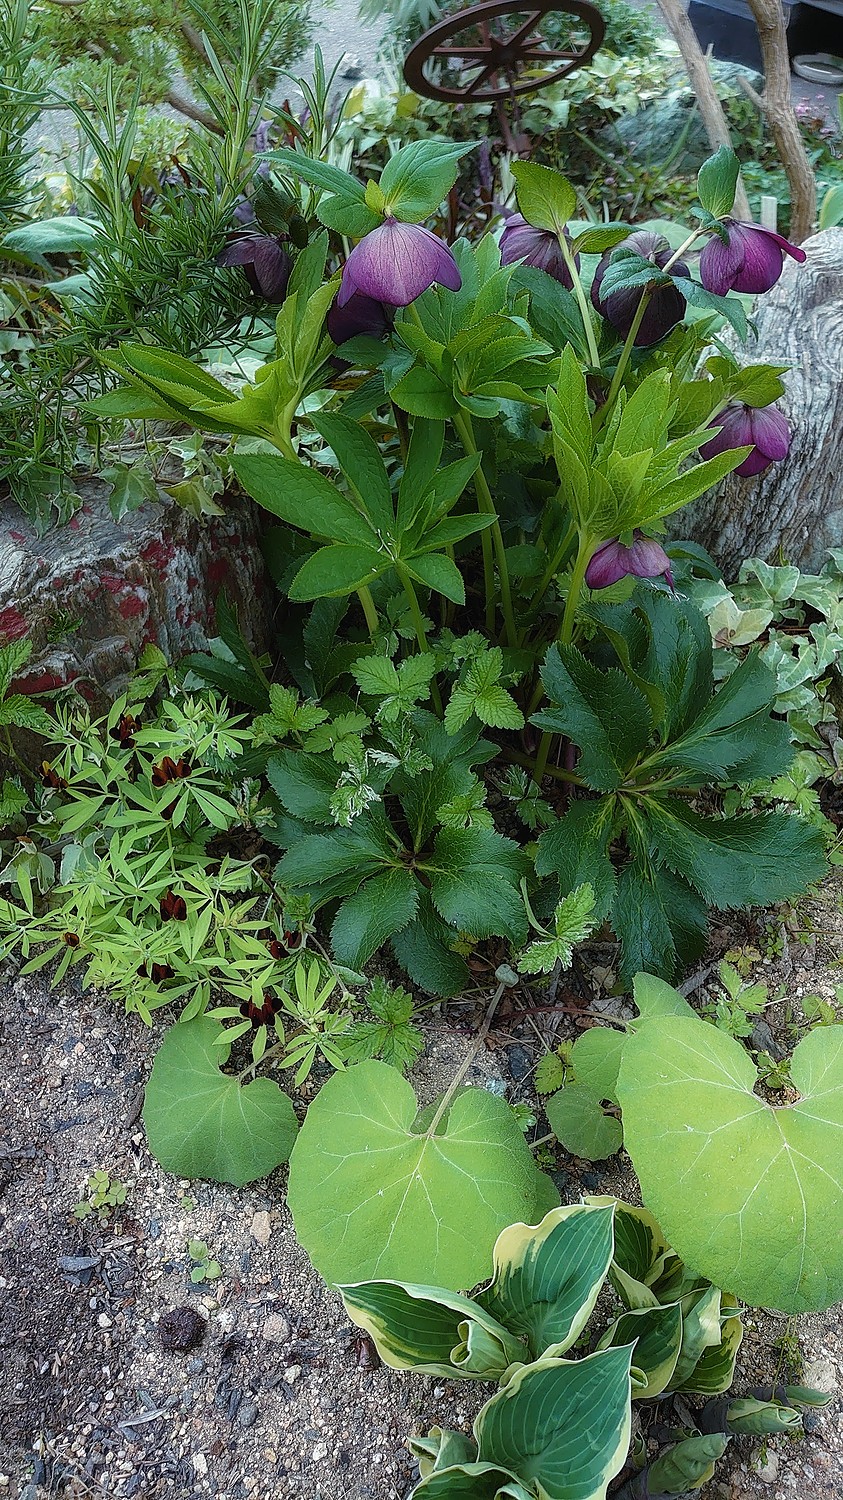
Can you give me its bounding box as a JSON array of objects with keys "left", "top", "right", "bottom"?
[{"left": 403, "top": 0, "right": 605, "bottom": 105}]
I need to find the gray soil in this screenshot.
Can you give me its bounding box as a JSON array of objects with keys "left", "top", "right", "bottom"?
[{"left": 1, "top": 877, "right": 842, "bottom": 1500}]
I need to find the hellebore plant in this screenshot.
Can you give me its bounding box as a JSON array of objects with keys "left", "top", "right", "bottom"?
[
  {"left": 97, "top": 135, "right": 825, "bottom": 990},
  {"left": 699, "top": 218, "right": 807, "bottom": 295}
]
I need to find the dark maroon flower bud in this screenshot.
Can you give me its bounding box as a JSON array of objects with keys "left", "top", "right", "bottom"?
[
  {"left": 499, "top": 212, "right": 578, "bottom": 288},
  {"left": 217, "top": 233, "right": 291, "bottom": 301},
  {"left": 586, "top": 531, "right": 674, "bottom": 589},
  {"left": 160, "top": 889, "right": 187, "bottom": 922},
  {"left": 326, "top": 291, "right": 394, "bottom": 347},
  {"left": 591, "top": 231, "right": 689, "bottom": 346},
  {"left": 337, "top": 218, "right": 461, "bottom": 308},
  {"left": 698, "top": 402, "right": 790, "bottom": 477},
  {"left": 699, "top": 220, "right": 806, "bottom": 297}
]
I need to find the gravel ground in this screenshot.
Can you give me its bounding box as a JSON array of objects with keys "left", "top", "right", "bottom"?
[{"left": 1, "top": 878, "right": 842, "bottom": 1500}]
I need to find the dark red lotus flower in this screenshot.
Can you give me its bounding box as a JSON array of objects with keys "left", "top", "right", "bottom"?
[
  {"left": 337, "top": 218, "right": 461, "bottom": 308},
  {"left": 110, "top": 713, "right": 141, "bottom": 747},
  {"left": 586, "top": 531, "right": 674, "bottom": 589},
  {"left": 139, "top": 961, "right": 175, "bottom": 983},
  {"left": 699, "top": 220, "right": 806, "bottom": 297},
  {"left": 41, "top": 761, "right": 67, "bottom": 789},
  {"left": 240, "top": 992, "right": 282, "bottom": 1024},
  {"left": 499, "top": 212, "right": 577, "bottom": 288},
  {"left": 326, "top": 291, "right": 394, "bottom": 347},
  {"left": 591, "top": 231, "right": 690, "bottom": 346},
  {"left": 698, "top": 402, "right": 790, "bottom": 477},
  {"left": 217, "top": 233, "right": 292, "bottom": 301},
  {"left": 160, "top": 889, "right": 187, "bottom": 922}
]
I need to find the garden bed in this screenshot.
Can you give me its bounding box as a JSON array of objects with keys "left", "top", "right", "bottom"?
[{"left": 2, "top": 877, "right": 841, "bottom": 1500}]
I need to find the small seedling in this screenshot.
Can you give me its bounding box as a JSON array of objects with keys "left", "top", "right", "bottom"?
[
  {"left": 188, "top": 1239, "right": 222, "bottom": 1283},
  {"left": 702, "top": 961, "right": 769, "bottom": 1039},
  {"left": 73, "top": 1170, "right": 129, "bottom": 1224},
  {"left": 179, "top": 1194, "right": 197, "bottom": 1211}
]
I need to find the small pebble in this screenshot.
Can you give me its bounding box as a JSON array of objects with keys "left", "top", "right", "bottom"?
[
  {"left": 312, "top": 1443, "right": 329, "bottom": 1462},
  {"left": 262, "top": 1313, "right": 290, "bottom": 1344},
  {"left": 237, "top": 1400, "right": 258, "bottom": 1429},
  {"left": 283, "top": 1365, "right": 302, "bottom": 1384},
  {"left": 250, "top": 1210, "right": 272, "bottom": 1246}
]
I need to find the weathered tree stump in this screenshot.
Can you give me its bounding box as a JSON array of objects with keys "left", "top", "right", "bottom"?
[
  {"left": 0, "top": 482, "right": 274, "bottom": 702},
  {"left": 680, "top": 228, "right": 843, "bottom": 578}
]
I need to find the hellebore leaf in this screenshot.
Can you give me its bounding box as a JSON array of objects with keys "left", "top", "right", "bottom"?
[
  {"left": 475, "top": 1346, "right": 633, "bottom": 1500},
  {"left": 619, "top": 1013, "right": 843, "bottom": 1312},
  {"left": 534, "top": 646, "right": 652, "bottom": 792},
  {"left": 697, "top": 145, "right": 741, "bottom": 219},
  {"left": 143, "top": 1019, "right": 298, "bottom": 1186},
  {"left": 338, "top": 1281, "right": 526, "bottom": 1379},
  {"left": 511, "top": 160, "right": 577, "bottom": 234},
  {"left": 477, "top": 1203, "right": 615, "bottom": 1360},
  {"left": 287, "top": 1060, "right": 555, "bottom": 1288},
  {"left": 379, "top": 139, "right": 476, "bottom": 223}
]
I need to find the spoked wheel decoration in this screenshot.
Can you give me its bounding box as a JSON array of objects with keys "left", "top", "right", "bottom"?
[{"left": 404, "top": 0, "right": 605, "bottom": 150}]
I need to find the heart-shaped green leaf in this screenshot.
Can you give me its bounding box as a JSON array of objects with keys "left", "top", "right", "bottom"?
[
  {"left": 287, "top": 1060, "right": 556, "bottom": 1289},
  {"left": 477, "top": 1203, "right": 615, "bottom": 1359},
  {"left": 339, "top": 1281, "right": 526, "bottom": 1379},
  {"left": 619, "top": 1014, "right": 843, "bottom": 1312},
  {"left": 545, "top": 1083, "right": 623, "bottom": 1160},
  {"left": 475, "top": 1346, "right": 633, "bottom": 1500},
  {"left": 143, "top": 1019, "right": 298, "bottom": 1186}
]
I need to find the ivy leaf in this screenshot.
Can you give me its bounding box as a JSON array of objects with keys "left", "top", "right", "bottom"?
[
  {"left": 100, "top": 462, "right": 159, "bottom": 522},
  {"left": 619, "top": 1012, "right": 843, "bottom": 1312},
  {"left": 445, "top": 648, "right": 524, "bottom": 734},
  {"left": 143, "top": 1019, "right": 298, "bottom": 1186},
  {"left": 518, "top": 884, "right": 596, "bottom": 974},
  {"left": 286, "top": 1060, "right": 556, "bottom": 1288}
]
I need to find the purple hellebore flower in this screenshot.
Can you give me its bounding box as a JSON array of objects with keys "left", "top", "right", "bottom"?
[
  {"left": 217, "top": 233, "right": 291, "bottom": 301},
  {"left": 499, "top": 212, "right": 577, "bottom": 288},
  {"left": 698, "top": 219, "right": 806, "bottom": 297},
  {"left": 326, "top": 291, "right": 394, "bottom": 347},
  {"left": 586, "top": 531, "right": 674, "bottom": 590},
  {"left": 698, "top": 402, "right": 790, "bottom": 478},
  {"left": 337, "top": 217, "right": 461, "bottom": 308},
  {"left": 591, "top": 230, "right": 690, "bottom": 347}
]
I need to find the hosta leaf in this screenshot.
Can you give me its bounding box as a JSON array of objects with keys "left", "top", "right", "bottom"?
[
  {"left": 287, "top": 1060, "right": 554, "bottom": 1288},
  {"left": 338, "top": 1281, "right": 525, "bottom": 1379},
  {"left": 597, "top": 1302, "right": 683, "bottom": 1398},
  {"left": 414, "top": 1464, "right": 533, "bottom": 1500},
  {"left": 619, "top": 1012, "right": 843, "bottom": 1312},
  {"left": 545, "top": 1083, "right": 623, "bottom": 1161},
  {"left": 477, "top": 1203, "right": 615, "bottom": 1360},
  {"left": 143, "top": 1019, "right": 298, "bottom": 1186},
  {"left": 584, "top": 1196, "right": 673, "bottom": 1310},
  {"left": 475, "top": 1346, "right": 633, "bottom": 1500},
  {"left": 674, "top": 1296, "right": 743, "bottom": 1395},
  {"left": 644, "top": 1434, "right": 730, "bottom": 1496}
]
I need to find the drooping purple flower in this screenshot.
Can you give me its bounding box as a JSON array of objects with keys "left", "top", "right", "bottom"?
[
  {"left": 698, "top": 402, "right": 790, "bottom": 477},
  {"left": 337, "top": 217, "right": 461, "bottom": 308},
  {"left": 586, "top": 531, "right": 674, "bottom": 590},
  {"left": 326, "top": 291, "right": 394, "bottom": 347},
  {"left": 499, "top": 212, "right": 578, "bottom": 288},
  {"left": 217, "top": 233, "right": 291, "bottom": 301},
  {"left": 591, "top": 230, "right": 690, "bottom": 347},
  {"left": 698, "top": 220, "right": 806, "bottom": 297}
]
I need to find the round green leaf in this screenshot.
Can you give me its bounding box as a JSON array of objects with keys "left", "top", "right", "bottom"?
[
  {"left": 476, "top": 1346, "right": 633, "bottom": 1500},
  {"left": 287, "top": 1060, "right": 552, "bottom": 1289},
  {"left": 545, "top": 1083, "right": 623, "bottom": 1160},
  {"left": 143, "top": 1019, "right": 298, "bottom": 1186},
  {"left": 619, "top": 1016, "right": 843, "bottom": 1312}
]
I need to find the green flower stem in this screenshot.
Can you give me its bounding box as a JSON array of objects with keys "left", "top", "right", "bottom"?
[
  {"left": 504, "top": 746, "right": 583, "bottom": 785},
  {"left": 357, "top": 585, "right": 380, "bottom": 637},
  {"left": 452, "top": 410, "right": 518, "bottom": 649},
  {"left": 532, "top": 515, "right": 577, "bottom": 607},
  {"left": 597, "top": 288, "right": 653, "bottom": 423},
  {"left": 532, "top": 535, "right": 595, "bottom": 785},
  {"left": 396, "top": 564, "right": 443, "bottom": 715},
  {"left": 559, "top": 236, "right": 601, "bottom": 369}
]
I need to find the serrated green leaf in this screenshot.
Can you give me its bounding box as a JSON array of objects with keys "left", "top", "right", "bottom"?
[
  {"left": 644, "top": 800, "right": 827, "bottom": 909},
  {"left": 426, "top": 827, "right": 528, "bottom": 942},
  {"left": 331, "top": 867, "right": 419, "bottom": 968},
  {"left": 288, "top": 542, "right": 383, "bottom": 600},
  {"left": 535, "top": 646, "right": 652, "bottom": 791},
  {"left": 511, "top": 160, "right": 576, "bottom": 234},
  {"left": 142, "top": 1019, "right": 298, "bottom": 1186},
  {"left": 379, "top": 139, "right": 475, "bottom": 223},
  {"left": 0, "top": 695, "right": 53, "bottom": 733}
]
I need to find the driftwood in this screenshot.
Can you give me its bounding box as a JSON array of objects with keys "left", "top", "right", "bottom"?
[{"left": 679, "top": 229, "right": 843, "bottom": 577}]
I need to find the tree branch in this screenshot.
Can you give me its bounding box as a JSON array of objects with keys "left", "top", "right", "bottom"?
[
  {"left": 741, "top": 0, "right": 816, "bottom": 240},
  {"left": 656, "top": 0, "right": 752, "bottom": 221}
]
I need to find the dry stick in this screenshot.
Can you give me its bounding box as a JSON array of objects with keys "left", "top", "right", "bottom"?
[
  {"left": 738, "top": 0, "right": 816, "bottom": 242},
  {"left": 426, "top": 979, "right": 509, "bottom": 1136},
  {"left": 656, "top": 0, "right": 752, "bottom": 222}
]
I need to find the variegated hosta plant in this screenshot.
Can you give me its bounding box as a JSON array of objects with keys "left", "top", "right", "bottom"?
[{"left": 340, "top": 1200, "right": 829, "bottom": 1500}]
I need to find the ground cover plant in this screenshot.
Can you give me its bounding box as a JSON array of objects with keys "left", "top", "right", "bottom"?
[{"left": 2, "top": 54, "right": 843, "bottom": 1495}]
